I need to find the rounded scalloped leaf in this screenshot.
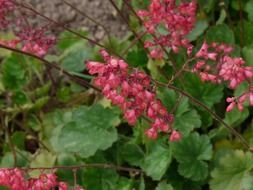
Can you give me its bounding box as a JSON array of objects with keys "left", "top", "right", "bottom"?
[
  {"left": 155, "top": 181, "right": 174, "bottom": 190},
  {"left": 142, "top": 142, "right": 172, "bottom": 181},
  {"left": 50, "top": 104, "right": 120, "bottom": 158},
  {"left": 172, "top": 133, "right": 212, "bottom": 181},
  {"left": 210, "top": 150, "right": 253, "bottom": 190},
  {"left": 158, "top": 89, "right": 201, "bottom": 136},
  {"left": 205, "top": 24, "right": 235, "bottom": 44},
  {"left": 182, "top": 73, "right": 224, "bottom": 108}
]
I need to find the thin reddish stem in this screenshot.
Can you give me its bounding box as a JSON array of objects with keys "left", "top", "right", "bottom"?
[{"left": 20, "top": 163, "right": 142, "bottom": 174}]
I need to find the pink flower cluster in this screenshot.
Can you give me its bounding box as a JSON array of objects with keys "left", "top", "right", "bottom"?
[
  {"left": 0, "top": 168, "right": 84, "bottom": 190},
  {"left": 226, "top": 91, "right": 253, "bottom": 112},
  {"left": 0, "top": 0, "right": 14, "bottom": 29},
  {"left": 138, "top": 0, "right": 197, "bottom": 59},
  {"left": 0, "top": 0, "right": 55, "bottom": 56},
  {"left": 193, "top": 41, "right": 253, "bottom": 112},
  {"left": 16, "top": 27, "right": 56, "bottom": 57},
  {"left": 87, "top": 50, "right": 181, "bottom": 141}
]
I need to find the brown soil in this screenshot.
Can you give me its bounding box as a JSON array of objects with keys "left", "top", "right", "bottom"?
[{"left": 26, "top": 0, "right": 128, "bottom": 40}]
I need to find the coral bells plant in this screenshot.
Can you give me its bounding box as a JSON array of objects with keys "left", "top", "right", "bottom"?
[
  {"left": 0, "top": 0, "right": 14, "bottom": 29},
  {"left": 0, "top": 0, "right": 55, "bottom": 56},
  {"left": 2, "top": 0, "right": 253, "bottom": 189},
  {"left": 193, "top": 41, "right": 253, "bottom": 112},
  {"left": 87, "top": 50, "right": 181, "bottom": 141},
  {"left": 138, "top": 0, "right": 197, "bottom": 59},
  {"left": 0, "top": 168, "right": 84, "bottom": 190}
]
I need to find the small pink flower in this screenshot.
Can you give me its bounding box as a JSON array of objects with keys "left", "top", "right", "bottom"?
[
  {"left": 169, "top": 130, "right": 182, "bottom": 142},
  {"left": 145, "top": 128, "right": 158, "bottom": 139},
  {"left": 226, "top": 102, "right": 236, "bottom": 112},
  {"left": 124, "top": 110, "right": 137, "bottom": 125},
  {"left": 59, "top": 182, "right": 69, "bottom": 190}
]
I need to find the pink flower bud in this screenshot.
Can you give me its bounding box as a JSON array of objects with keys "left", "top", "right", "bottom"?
[
  {"left": 237, "top": 103, "right": 244, "bottom": 112},
  {"left": 124, "top": 110, "right": 137, "bottom": 125},
  {"left": 169, "top": 130, "right": 182, "bottom": 142},
  {"left": 145, "top": 128, "right": 158, "bottom": 139},
  {"left": 250, "top": 93, "right": 253, "bottom": 106},
  {"left": 226, "top": 102, "right": 236, "bottom": 112}
]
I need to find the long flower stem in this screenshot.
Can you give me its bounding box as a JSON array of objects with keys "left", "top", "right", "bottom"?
[
  {"left": 20, "top": 163, "right": 142, "bottom": 174},
  {"left": 121, "top": 31, "right": 147, "bottom": 56}
]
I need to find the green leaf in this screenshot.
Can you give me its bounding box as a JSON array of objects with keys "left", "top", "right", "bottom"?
[
  {"left": 205, "top": 24, "right": 235, "bottom": 44},
  {"left": 116, "top": 177, "right": 133, "bottom": 190},
  {"left": 57, "top": 153, "right": 83, "bottom": 185},
  {"left": 12, "top": 91, "right": 29, "bottom": 105},
  {"left": 235, "top": 21, "right": 253, "bottom": 46},
  {"left": 139, "top": 175, "right": 145, "bottom": 190},
  {"left": 158, "top": 89, "right": 201, "bottom": 136},
  {"left": 172, "top": 133, "right": 212, "bottom": 181},
  {"left": 142, "top": 142, "right": 172, "bottom": 180},
  {"left": 103, "top": 36, "right": 131, "bottom": 56},
  {"left": 174, "top": 98, "right": 201, "bottom": 136},
  {"left": 245, "top": 0, "right": 253, "bottom": 21},
  {"left": 0, "top": 151, "right": 30, "bottom": 167},
  {"left": 187, "top": 20, "right": 208, "bottom": 42},
  {"left": 126, "top": 48, "right": 148, "bottom": 67},
  {"left": 29, "top": 150, "right": 57, "bottom": 177},
  {"left": 51, "top": 104, "right": 120, "bottom": 158},
  {"left": 120, "top": 143, "right": 145, "bottom": 167},
  {"left": 147, "top": 58, "right": 166, "bottom": 80},
  {"left": 131, "top": 0, "right": 149, "bottom": 9},
  {"left": 30, "top": 82, "right": 51, "bottom": 98},
  {"left": 198, "top": 0, "right": 215, "bottom": 12},
  {"left": 56, "top": 86, "right": 71, "bottom": 103},
  {"left": 2, "top": 54, "right": 27, "bottom": 90},
  {"left": 210, "top": 150, "right": 253, "bottom": 190},
  {"left": 84, "top": 153, "right": 119, "bottom": 190},
  {"left": 115, "top": 0, "right": 123, "bottom": 9},
  {"left": 85, "top": 168, "right": 118, "bottom": 190},
  {"left": 182, "top": 73, "right": 223, "bottom": 107},
  {"left": 60, "top": 41, "right": 92, "bottom": 72},
  {"left": 11, "top": 131, "right": 26, "bottom": 150},
  {"left": 0, "top": 185, "right": 10, "bottom": 190},
  {"left": 223, "top": 108, "right": 249, "bottom": 128},
  {"left": 30, "top": 150, "right": 56, "bottom": 167},
  {"left": 57, "top": 31, "right": 88, "bottom": 50},
  {"left": 242, "top": 45, "right": 253, "bottom": 66},
  {"left": 31, "top": 96, "right": 50, "bottom": 111},
  {"left": 155, "top": 181, "right": 174, "bottom": 190},
  {"left": 165, "top": 161, "right": 202, "bottom": 190}
]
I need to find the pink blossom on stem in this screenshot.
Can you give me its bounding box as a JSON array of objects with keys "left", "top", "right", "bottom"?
[
  {"left": 16, "top": 27, "right": 56, "bottom": 57},
  {"left": 87, "top": 50, "right": 178, "bottom": 141},
  {"left": 0, "top": 168, "right": 27, "bottom": 190},
  {"left": 0, "top": 0, "right": 14, "bottom": 29},
  {"left": 193, "top": 41, "right": 253, "bottom": 112},
  {"left": 0, "top": 2, "right": 56, "bottom": 56},
  {"left": 169, "top": 130, "right": 182, "bottom": 142},
  {"left": 0, "top": 168, "right": 84, "bottom": 190},
  {"left": 138, "top": 0, "right": 197, "bottom": 59},
  {"left": 219, "top": 56, "right": 253, "bottom": 89}
]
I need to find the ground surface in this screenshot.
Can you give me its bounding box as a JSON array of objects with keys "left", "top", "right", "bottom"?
[{"left": 26, "top": 0, "right": 128, "bottom": 40}]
